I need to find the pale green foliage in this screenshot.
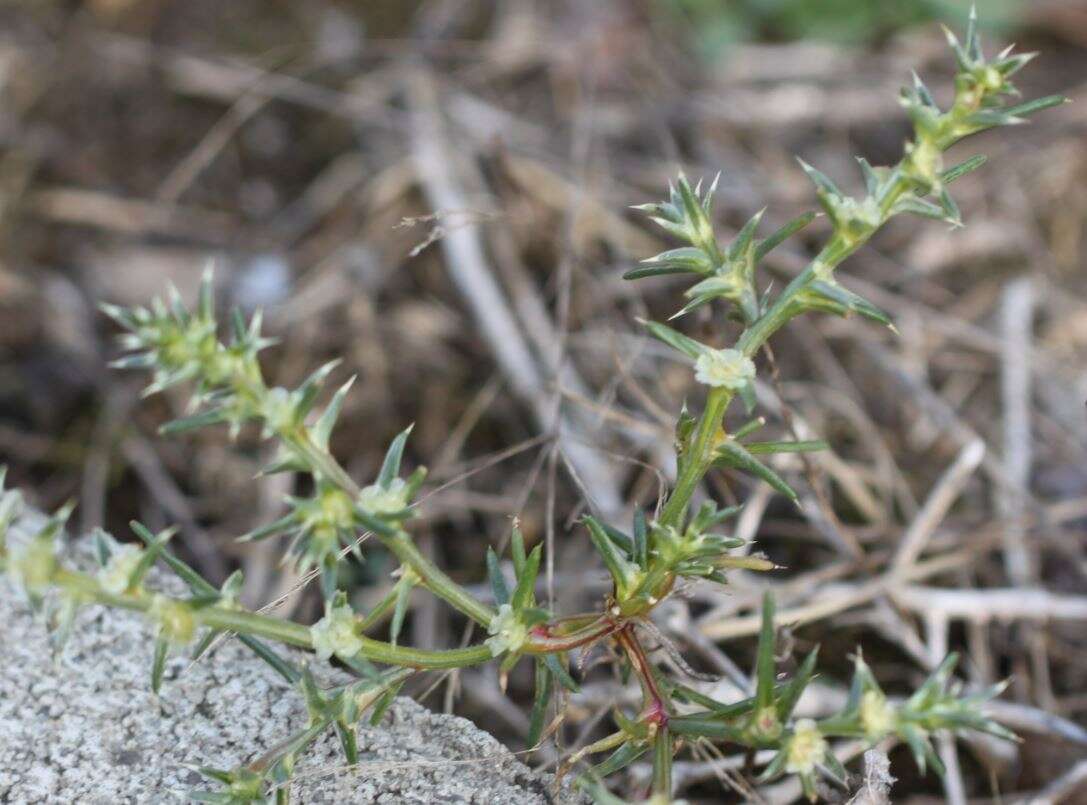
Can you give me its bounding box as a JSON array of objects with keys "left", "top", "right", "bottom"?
[{"left": 0, "top": 8, "right": 1064, "bottom": 803}]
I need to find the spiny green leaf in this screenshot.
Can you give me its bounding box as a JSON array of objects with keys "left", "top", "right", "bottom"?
[
  {"left": 623, "top": 264, "right": 699, "bottom": 281},
  {"left": 584, "top": 516, "right": 639, "bottom": 593},
  {"left": 311, "top": 375, "right": 356, "bottom": 450},
  {"left": 856, "top": 157, "right": 881, "bottom": 196},
  {"left": 745, "top": 440, "right": 828, "bottom": 455},
  {"left": 334, "top": 721, "right": 358, "bottom": 765},
  {"left": 108, "top": 353, "right": 157, "bottom": 370},
  {"left": 158, "top": 410, "right": 230, "bottom": 436},
  {"left": 964, "top": 108, "right": 1025, "bottom": 130},
  {"left": 755, "top": 591, "right": 777, "bottom": 711},
  {"left": 486, "top": 547, "right": 510, "bottom": 606},
  {"left": 732, "top": 416, "right": 765, "bottom": 440},
  {"left": 892, "top": 195, "right": 955, "bottom": 224},
  {"left": 237, "top": 513, "right": 296, "bottom": 543},
  {"left": 368, "top": 680, "right": 404, "bottom": 726},
  {"left": 726, "top": 207, "right": 765, "bottom": 261},
  {"left": 965, "top": 2, "right": 981, "bottom": 63},
  {"left": 777, "top": 647, "right": 819, "bottom": 720},
  {"left": 527, "top": 660, "right": 553, "bottom": 748},
  {"left": 995, "top": 49, "right": 1036, "bottom": 78},
  {"left": 598, "top": 522, "right": 634, "bottom": 557},
  {"left": 510, "top": 525, "right": 527, "bottom": 575},
  {"left": 668, "top": 293, "right": 716, "bottom": 321},
  {"left": 909, "top": 652, "right": 960, "bottom": 710},
  {"left": 940, "top": 155, "right": 987, "bottom": 184},
  {"left": 796, "top": 158, "right": 843, "bottom": 199},
  {"left": 756, "top": 747, "right": 790, "bottom": 783},
  {"left": 910, "top": 70, "right": 937, "bottom": 109},
  {"left": 378, "top": 425, "right": 413, "bottom": 487},
  {"left": 197, "top": 265, "right": 215, "bottom": 321},
  {"left": 593, "top": 741, "right": 649, "bottom": 778},
  {"left": 544, "top": 652, "right": 579, "bottom": 692},
  {"left": 50, "top": 596, "right": 79, "bottom": 656},
  {"left": 390, "top": 576, "right": 413, "bottom": 645},
  {"left": 92, "top": 527, "right": 113, "bottom": 566},
  {"left": 640, "top": 319, "right": 706, "bottom": 360},
  {"left": 1003, "top": 94, "right": 1067, "bottom": 119},
  {"left": 151, "top": 636, "right": 169, "bottom": 693},
  {"left": 939, "top": 186, "right": 962, "bottom": 227},
  {"left": 230, "top": 307, "right": 248, "bottom": 344},
  {"left": 668, "top": 714, "right": 747, "bottom": 741},
  {"left": 191, "top": 628, "right": 220, "bottom": 663},
  {"left": 352, "top": 506, "right": 398, "bottom": 537},
  {"left": 632, "top": 510, "right": 648, "bottom": 570},
  {"left": 319, "top": 556, "right": 338, "bottom": 602},
  {"left": 714, "top": 441, "right": 798, "bottom": 501},
  {"left": 512, "top": 545, "right": 542, "bottom": 611},
  {"left": 300, "top": 664, "right": 325, "bottom": 716},
  {"left": 127, "top": 521, "right": 177, "bottom": 589},
  {"left": 809, "top": 279, "right": 892, "bottom": 326},
  {"left": 295, "top": 359, "right": 342, "bottom": 420},
  {"left": 755, "top": 211, "right": 816, "bottom": 261},
  {"left": 100, "top": 301, "right": 139, "bottom": 329},
  {"left": 675, "top": 175, "right": 717, "bottom": 252},
  {"left": 627, "top": 246, "right": 713, "bottom": 279},
  {"left": 901, "top": 722, "right": 938, "bottom": 776},
  {"left": 738, "top": 379, "right": 757, "bottom": 415}
]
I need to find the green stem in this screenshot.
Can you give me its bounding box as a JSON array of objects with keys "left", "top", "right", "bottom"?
[
  {"left": 288, "top": 431, "right": 495, "bottom": 627},
  {"left": 287, "top": 431, "right": 363, "bottom": 497},
  {"left": 616, "top": 625, "right": 668, "bottom": 716},
  {"left": 659, "top": 387, "right": 732, "bottom": 528},
  {"left": 53, "top": 568, "right": 493, "bottom": 670},
  {"left": 355, "top": 636, "right": 493, "bottom": 669},
  {"left": 382, "top": 531, "right": 495, "bottom": 627},
  {"left": 526, "top": 616, "right": 618, "bottom": 654},
  {"left": 658, "top": 178, "right": 918, "bottom": 530},
  {"left": 357, "top": 586, "right": 400, "bottom": 632}
]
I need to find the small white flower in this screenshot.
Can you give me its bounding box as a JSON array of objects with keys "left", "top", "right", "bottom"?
[
  {"left": 859, "top": 690, "right": 896, "bottom": 739},
  {"left": 96, "top": 544, "right": 144, "bottom": 595},
  {"left": 357, "top": 478, "right": 409, "bottom": 516},
  {"left": 485, "top": 604, "right": 527, "bottom": 657},
  {"left": 694, "top": 348, "right": 755, "bottom": 390},
  {"left": 785, "top": 719, "right": 828, "bottom": 775},
  {"left": 310, "top": 603, "right": 363, "bottom": 661}
]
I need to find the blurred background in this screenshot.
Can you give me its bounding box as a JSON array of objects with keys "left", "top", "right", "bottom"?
[{"left": 1, "top": 1, "right": 1085, "bottom": 802}]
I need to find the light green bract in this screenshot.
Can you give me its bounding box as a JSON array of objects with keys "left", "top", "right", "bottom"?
[
  {"left": 358, "top": 478, "right": 409, "bottom": 516},
  {"left": 485, "top": 603, "right": 527, "bottom": 657},
  {"left": 96, "top": 543, "right": 143, "bottom": 595},
  {"left": 310, "top": 601, "right": 363, "bottom": 661},
  {"left": 694, "top": 348, "right": 755, "bottom": 389}
]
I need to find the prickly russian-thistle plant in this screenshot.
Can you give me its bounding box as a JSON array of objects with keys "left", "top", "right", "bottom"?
[{"left": 0, "top": 10, "right": 1066, "bottom": 803}]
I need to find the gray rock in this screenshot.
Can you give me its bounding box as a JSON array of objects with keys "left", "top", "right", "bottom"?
[{"left": 0, "top": 526, "right": 575, "bottom": 804}]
